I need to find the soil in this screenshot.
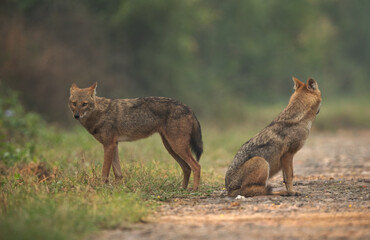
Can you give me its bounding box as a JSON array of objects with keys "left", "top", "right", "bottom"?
[{"left": 95, "top": 130, "right": 370, "bottom": 240}]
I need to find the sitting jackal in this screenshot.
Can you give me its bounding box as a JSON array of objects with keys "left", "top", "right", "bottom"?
[{"left": 225, "top": 77, "right": 322, "bottom": 197}]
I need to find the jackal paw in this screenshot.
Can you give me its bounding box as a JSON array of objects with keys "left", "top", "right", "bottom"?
[
  {"left": 114, "top": 176, "right": 123, "bottom": 181},
  {"left": 285, "top": 191, "right": 301, "bottom": 197},
  {"left": 276, "top": 190, "right": 301, "bottom": 197},
  {"left": 113, "top": 177, "right": 123, "bottom": 184}
]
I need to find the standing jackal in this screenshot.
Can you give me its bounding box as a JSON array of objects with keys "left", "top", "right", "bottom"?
[
  {"left": 68, "top": 83, "right": 203, "bottom": 190},
  {"left": 225, "top": 77, "right": 322, "bottom": 197}
]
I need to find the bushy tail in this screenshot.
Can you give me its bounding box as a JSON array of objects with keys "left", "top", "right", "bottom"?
[{"left": 190, "top": 116, "right": 203, "bottom": 162}]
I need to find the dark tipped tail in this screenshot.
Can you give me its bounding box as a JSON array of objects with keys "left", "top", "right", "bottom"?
[{"left": 190, "top": 117, "right": 203, "bottom": 162}]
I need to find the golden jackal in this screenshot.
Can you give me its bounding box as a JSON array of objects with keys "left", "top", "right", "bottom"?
[
  {"left": 225, "top": 77, "right": 322, "bottom": 197},
  {"left": 68, "top": 83, "right": 203, "bottom": 190}
]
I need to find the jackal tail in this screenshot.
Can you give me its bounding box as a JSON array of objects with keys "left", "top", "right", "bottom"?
[{"left": 190, "top": 116, "right": 203, "bottom": 162}]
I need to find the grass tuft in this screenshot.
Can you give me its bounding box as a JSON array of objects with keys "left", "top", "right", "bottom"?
[{"left": 1, "top": 86, "right": 368, "bottom": 239}]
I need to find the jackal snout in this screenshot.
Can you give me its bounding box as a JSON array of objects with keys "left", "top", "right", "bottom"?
[{"left": 68, "top": 82, "right": 97, "bottom": 120}]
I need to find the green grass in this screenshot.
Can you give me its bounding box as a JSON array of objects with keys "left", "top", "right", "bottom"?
[
  {"left": 0, "top": 127, "right": 227, "bottom": 240},
  {"left": 1, "top": 89, "right": 369, "bottom": 240},
  {"left": 0, "top": 182, "right": 147, "bottom": 240}
]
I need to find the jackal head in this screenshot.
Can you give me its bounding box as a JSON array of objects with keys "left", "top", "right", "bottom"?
[
  {"left": 291, "top": 77, "right": 322, "bottom": 117},
  {"left": 68, "top": 82, "right": 97, "bottom": 120}
]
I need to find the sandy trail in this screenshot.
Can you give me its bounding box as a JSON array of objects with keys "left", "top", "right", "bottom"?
[{"left": 95, "top": 130, "right": 370, "bottom": 240}]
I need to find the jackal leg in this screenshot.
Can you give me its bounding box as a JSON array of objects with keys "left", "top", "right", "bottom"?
[
  {"left": 227, "top": 157, "right": 271, "bottom": 197},
  {"left": 177, "top": 148, "right": 201, "bottom": 191},
  {"left": 160, "top": 119, "right": 201, "bottom": 191},
  {"left": 102, "top": 142, "right": 116, "bottom": 183},
  {"left": 280, "top": 153, "right": 299, "bottom": 196},
  {"left": 111, "top": 144, "right": 123, "bottom": 180},
  {"left": 164, "top": 137, "right": 201, "bottom": 191},
  {"left": 160, "top": 134, "right": 191, "bottom": 189}
]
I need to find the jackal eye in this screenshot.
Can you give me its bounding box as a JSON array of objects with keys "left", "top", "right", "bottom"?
[
  {"left": 82, "top": 102, "right": 88, "bottom": 107},
  {"left": 72, "top": 102, "right": 77, "bottom": 106}
]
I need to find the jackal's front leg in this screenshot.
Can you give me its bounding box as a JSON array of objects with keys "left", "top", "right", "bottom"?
[
  {"left": 281, "top": 153, "right": 299, "bottom": 196},
  {"left": 112, "top": 144, "right": 123, "bottom": 180},
  {"left": 102, "top": 143, "right": 116, "bottom": 183}
]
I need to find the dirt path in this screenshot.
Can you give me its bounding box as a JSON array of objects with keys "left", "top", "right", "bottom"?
[{"left": 96, "top": 130, "right": 370, "bottom": 240}]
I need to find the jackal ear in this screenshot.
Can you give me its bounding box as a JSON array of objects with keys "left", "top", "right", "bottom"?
[
  {"left": 292, "top": 77, "right": 304, "bottom": 90},
  {"left": 307, "top": 78, "right": 318, "bottom": 91},
  {"left": 70, "top": 83, "right": 79, "bottom": 94},
  {"left": 88, "top": 82, "right": 97, "bottom": 97}
]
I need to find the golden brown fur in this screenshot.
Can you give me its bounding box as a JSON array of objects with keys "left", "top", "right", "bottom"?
[
  {"left": 225, "top": 77, "right": 322, "bottom": 197},
  {"left": 68, "top": 83, "right": 203, "bottom": 190}
]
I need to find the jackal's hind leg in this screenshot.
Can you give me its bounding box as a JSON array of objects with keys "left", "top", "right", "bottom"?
[
  {"left": 160, "top": 134, "right": 191, "bottom": 189},
  {"left": 179, "top": 148, "right": 201, "bottom": 191},
  {"left": 165, "top": 138, "right": 201, "bottom": 191},
  {"left": 160, "top": 120, "right": 201, "bottom": 191},
  {"left": 228, "top": 156, "right": 271, "bottom": 197}
]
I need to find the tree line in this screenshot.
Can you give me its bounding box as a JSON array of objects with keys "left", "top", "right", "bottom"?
[{"left": 0, "top": 0, "right": 369, "bottom": 123}]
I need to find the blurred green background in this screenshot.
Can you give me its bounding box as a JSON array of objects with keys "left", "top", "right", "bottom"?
[
  {"left": 0, "top": 0, "right": 369, "bottom": 127},
  {"left": 1, "top": 1, "right": 370, "bottom": 239}
]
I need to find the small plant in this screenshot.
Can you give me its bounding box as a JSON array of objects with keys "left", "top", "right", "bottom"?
[
  {"left": 0, "top": 86, "right": 223, "bottom": 240},
  {"left": 0, "top": 81, "right": 46, "bottom": 166}
]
